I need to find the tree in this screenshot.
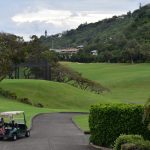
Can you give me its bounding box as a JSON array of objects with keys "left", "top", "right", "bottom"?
[
  {"left": 123, "top": 39, "right": 141, "bottom": 63},
  {"left": 0, "top": 33, "right": 25, "bottom": 81},
  {"left": 102, "top": 51, "right": 113, "bottom": 63}
]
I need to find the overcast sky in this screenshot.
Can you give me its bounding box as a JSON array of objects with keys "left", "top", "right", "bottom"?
[{"left": 0, "top": 0, "right": 149, "bottom": 40}]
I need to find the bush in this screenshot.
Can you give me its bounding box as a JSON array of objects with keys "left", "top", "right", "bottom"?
[
  {"left": 34, "top": 103, "right": 44, "bottom": 108},
  {"left": 0, "top": 87, "right": 17, "bottom": 99},
  {"left": 19, "top": 98, "right": 32, "bottom": 105},
  {"left": 89, "top": 104, "right": 150, "bottom": 147},
  {"left": 114, "top": 134, "right": 150, "bottom": 150},
  {"left": 114, "top": 134, "right": 143, "bottom": 150},
  {"left": 121, "top": 143, "right": 138, "bottom": 150},
  {"left": 52, "top": 64, "right": 109, "bottom": 94}
]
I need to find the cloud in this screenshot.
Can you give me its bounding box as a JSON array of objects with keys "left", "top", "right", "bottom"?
[
  {"left": 5, "top": 0, "right": 149, "bottom": 40},
  {"left": 12, "top": 9, "right": 122, "bottom": 29}
]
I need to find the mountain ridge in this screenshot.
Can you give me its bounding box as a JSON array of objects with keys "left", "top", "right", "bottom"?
[{"left": 40, "top": 4, "right": 150, "bottom": 48}]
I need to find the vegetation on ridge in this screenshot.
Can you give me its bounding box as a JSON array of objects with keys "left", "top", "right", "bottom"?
[{"left": 40, "top": 4, "right": 150, "bottom": 63}]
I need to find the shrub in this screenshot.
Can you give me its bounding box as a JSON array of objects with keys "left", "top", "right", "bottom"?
[
  {"left": 34, "top": 103, "right": 44, "bottom": 108},
  {"left": 121, "top": 142, "right": 150, "bottom": 150},
  {"left": 8, "top": 92, "right": 17, "bottom": 99},
  {"left": 114, "top": 134, "right": 143, "bottom": 150},
  {"left": 121, "top": 143, "right": 138, "bottom": 150},
  {"left": 89, "top": 104, "right": 150, "bottom": 147},
  {"left": 19, "top": 98, "right": 32, "bottom": 105},
  {"left": 0, "top": 87, "right": 17, "bottom": 99},
  {"left": 114, "top": 134, "right": 150, "bottom": 150},
  {"left": 52, "top": 64, "right": 109, "bottom": 94}
]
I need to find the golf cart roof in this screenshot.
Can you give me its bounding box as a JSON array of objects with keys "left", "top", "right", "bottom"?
[{"left": 0, "top": 111, "right": 24, "bottom": 116}]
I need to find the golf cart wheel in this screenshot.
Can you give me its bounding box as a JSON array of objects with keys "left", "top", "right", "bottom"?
[
  {"left": 25, "top": 131, "right": 30, "bottom": 137},
  {"left": 12, "top": 134, "right": 17, "bottom": 141},
  {"left": 0, "top": 137, "right": 3, "bottom": 140}
]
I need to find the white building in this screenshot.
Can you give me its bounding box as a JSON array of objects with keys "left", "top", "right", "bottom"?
[
  {"left": 50, "top": 48, "right": 79, "bottom": 55},
  {"left": 91, "top": 50, "right": 98, "bottom": 56}
]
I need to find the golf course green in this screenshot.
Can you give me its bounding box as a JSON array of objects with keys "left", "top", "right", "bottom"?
[{"left": 0, "top": 63, "right": 150, "bottom": 130}]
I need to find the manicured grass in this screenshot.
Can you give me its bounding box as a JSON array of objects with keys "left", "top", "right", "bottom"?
[
  {"left": 63, "top": 62, "right": 150, "bottom": 104},
  {"left": 0, "top": 79, "right": 114, "bottom": 111},
  {"left": 0, "top": 96, "right": 64, "bottom": 127},
  {"left": 0, "top": 79, "right": 113, "bottom": 128},
  {"left": 62, "top": 62, "right": 150, "bottom": 131},
  {"left": 1, "top": 63, "right": 150, "bottom": 131},
  {"left": 73, "top": 115, "right": 89, "bottom": 131}
]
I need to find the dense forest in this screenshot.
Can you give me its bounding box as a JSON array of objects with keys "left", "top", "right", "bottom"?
[{"left": 39, "top": 4, "right": 150, "bottom": 63}]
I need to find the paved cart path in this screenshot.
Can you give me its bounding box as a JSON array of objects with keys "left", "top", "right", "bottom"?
[{"left": 0, "top": 113, "right": 95, "bottom": 150}]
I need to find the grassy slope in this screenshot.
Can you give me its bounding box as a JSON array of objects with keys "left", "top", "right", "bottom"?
[
  {"left": 63, "top": 63, "right": 150, "bottom": 104},
  {"left": 63, "top": 63, "right": 150, "bottom": 131},
  {"left": 1, "top": 63, "right": 150, "bottom": 131},
  {"left": 0, "top": 79, "right": 113, "bottom": 112},
  {"left": 0, "top": 96, "right": 65, "bottom": 127}
]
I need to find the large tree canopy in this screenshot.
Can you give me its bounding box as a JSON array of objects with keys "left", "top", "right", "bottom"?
[{"left": 0, "top": 33, "right": 25, "bottom": 81}]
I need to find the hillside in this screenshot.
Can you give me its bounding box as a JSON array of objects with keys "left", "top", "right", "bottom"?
[
  {"left": 0, "top": 79, "right": 113, "bottom": 111},
  {"left": 40, "top": 4, "right": 150, "bottom": 48},
  {"left": 39, "top": 4, "right": 150, "bottom": 63},
  {"left": 63, "top": 62, "right": 150, "bottom": 104}
]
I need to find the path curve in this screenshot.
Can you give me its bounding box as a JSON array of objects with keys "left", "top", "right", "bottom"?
[{"left": 0, "top": 113, "right": 95, "bottom": 150}]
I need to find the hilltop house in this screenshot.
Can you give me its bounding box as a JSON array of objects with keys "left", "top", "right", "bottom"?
[
  {"left": 50, "top": 48, "right": 79, "bottom": 56},
  {"left": 91, "top": 50, "right": 98, "bottom": 56}
]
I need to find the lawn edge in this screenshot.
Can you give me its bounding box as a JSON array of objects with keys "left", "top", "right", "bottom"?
[{"left": 71, "top": 112, "right": 90, "bottom": 134}]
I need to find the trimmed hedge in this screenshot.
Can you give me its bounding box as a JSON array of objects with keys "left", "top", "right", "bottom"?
[
  {"left": 114, "top": 134, "right": 150, "bottom": 150},
  {"left": 89, "top": 104, "right": 150, "bottom": 147}
]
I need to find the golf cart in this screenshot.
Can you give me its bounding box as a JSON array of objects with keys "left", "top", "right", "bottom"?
[{"left": 0, "top": 111, "right": 30, "bottom": 141}]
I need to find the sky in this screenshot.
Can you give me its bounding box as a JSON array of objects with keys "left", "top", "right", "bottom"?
[{"left": 0, "top": 0, "right": 149, "bottom": 40}]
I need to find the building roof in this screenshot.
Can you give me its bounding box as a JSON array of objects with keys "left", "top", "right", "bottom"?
[
  {"left": 50, "top": 48, "right": 79, "bottom": 53},
  {"left": 0, "top": 111, "right": 24, "bottom": 116}
]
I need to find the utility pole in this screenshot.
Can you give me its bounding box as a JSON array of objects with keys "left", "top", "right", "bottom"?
[
  {"left": 139, "top": 2, "right": 142, "bottom": 9},
  {"left": 45, "top": 30, "right": 47, "bottom": 38}
]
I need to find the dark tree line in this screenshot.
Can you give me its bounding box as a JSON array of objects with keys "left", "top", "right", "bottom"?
[{"left": 60, "top": 37, "right": 150, "bottom": 63}]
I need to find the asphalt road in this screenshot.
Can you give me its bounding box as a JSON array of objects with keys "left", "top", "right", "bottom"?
[{"left": 0, "top": 113, "right": 95, "bottom": 150}]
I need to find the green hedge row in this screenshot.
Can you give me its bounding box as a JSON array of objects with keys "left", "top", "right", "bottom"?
[
  {"left": 114, "top": 134, "right": 150, "bottom": 150},
  {"left": 89, "top": 104, "right": 150, "bottom": 147}
]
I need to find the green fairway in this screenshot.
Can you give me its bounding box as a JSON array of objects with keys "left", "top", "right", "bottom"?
[
  {"left": 0, "top": 63, "right": 149, "bottom": 131},
  {"left": 0, "top": 79, "right": 114, "bottom": 111},
  {"left": 0, "top": 79, "right": 113, "bottom": 129},
  {"left": 63, "top": 63, "right": 150, "bottom": 104},
  {"left": 0, "top": 96, "right": 65, "bottom": 127},
  {"left": 62, "top": 62, "right": 150, "bottom": 131},
  {"left": 73, "top": 115, "right": 89, "bottom": 131}
]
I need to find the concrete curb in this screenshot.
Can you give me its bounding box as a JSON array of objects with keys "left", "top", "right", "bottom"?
[
  {"left": 71, "top": 113, "right": 91, "bottom": 134},
  {"left": 89, "top": 143, "right": 112, "bottom": 150}
]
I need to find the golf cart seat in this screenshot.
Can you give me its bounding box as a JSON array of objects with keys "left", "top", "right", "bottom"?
[{"left": 18, "top": 124, "right": 27, "bottom": 130}]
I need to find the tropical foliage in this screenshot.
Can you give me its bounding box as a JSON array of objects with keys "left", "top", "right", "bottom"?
[{"left": 39, "top": 4, "right": 150, "bottom": 63}]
